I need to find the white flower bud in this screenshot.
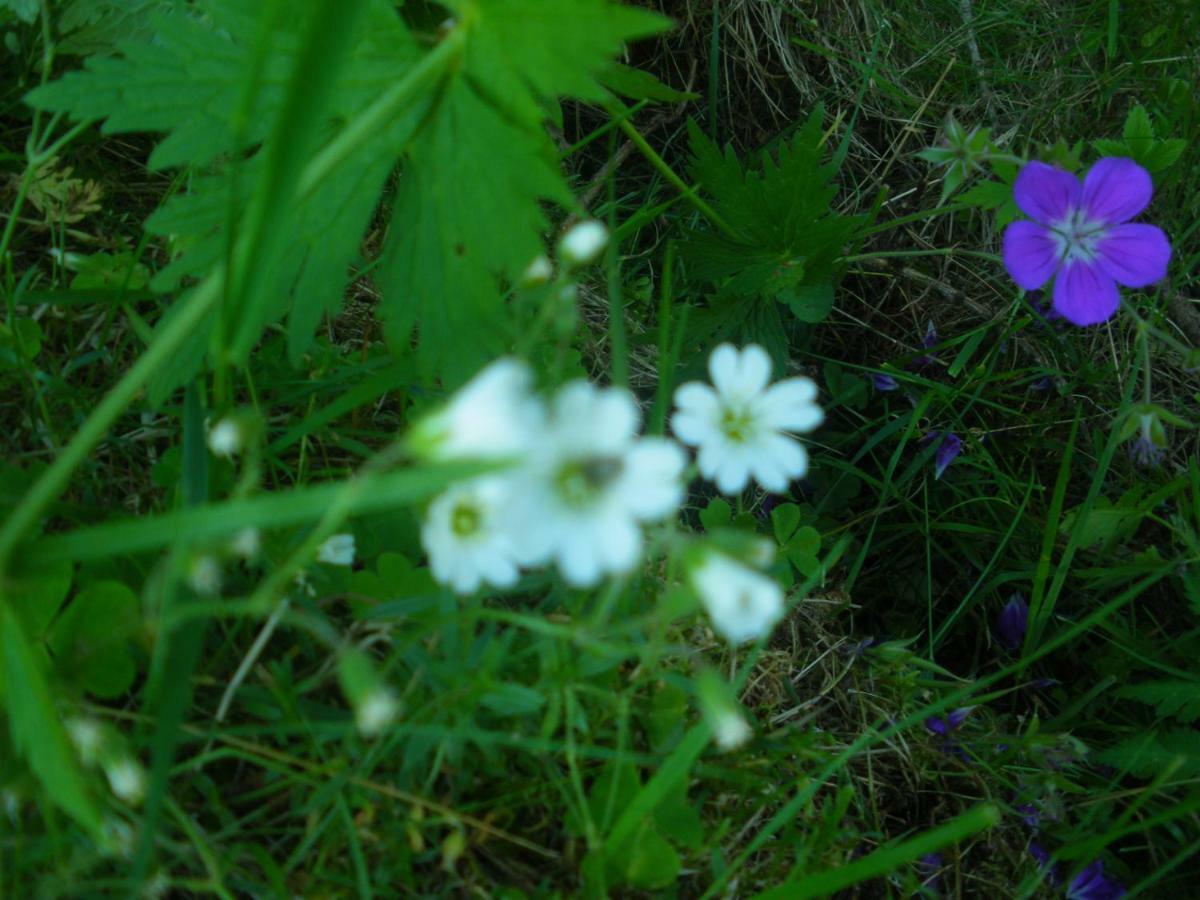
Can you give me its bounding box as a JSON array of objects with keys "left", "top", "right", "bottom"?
[
  {"left": 317, "top": 533, "right": 356, "bottom": 567},
  {"left": 187, "top": 555, "right": 222, "bottom": 596},
  {"left": 229, "top": 527, "right": 261, "bottom": 559},
  {"left": 557, "top": 220, "right": 608, "bottom": 268},
  {"left": 712, "top": 709, "right": 752, "bottom": 750},
  {"left": 355, "top": 688, "right": 400, "bottom": 738},
  {"left": 206, "top": 418, "right": 243, "bottom": 458},
  {"left": 104, "top": 758, "right": 146, "bottom": 805},
  {"left": 519, "top": 254, "right": 554, "bottom": 287}
]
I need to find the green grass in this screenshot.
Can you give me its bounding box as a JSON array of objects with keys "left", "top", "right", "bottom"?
[{"left": 1, "top": 0, "right": 1199, "bottom": 896}]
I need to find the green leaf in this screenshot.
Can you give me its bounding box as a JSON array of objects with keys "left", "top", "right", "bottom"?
[
  {"left": 48, "top": 580, "right": 141, "bottom": 698},
  {"left": 1123, "top": 104, "right": 1155, "bottom": 145},
  {"left": 699, "top": 497, "right": 733, "bottom": 532},
  {"left": 1096, "top": 729, "right": 1200, "bottom": 778},
  {"left": 1116, "top": 681, "right": 1200, "bottom": 723},
  {"left": 1091, "top": 138, "right": 1128, "bottom": 157},
  {"left": 1142, "top": 138, "right": 1187, "bottom": 173},
  {"left": 70, "top": 251, "right": 151, "bottom": 291},
  {"left": 780, "top": 280, "right": 834, "bottom": 324},
  {"left": 1, "top": 0, "right": 38, "bottom": 23},
  {"left": 958, "top": 179, "right": 1011, "bottom": 210},
  {"left": 652, "top": 780, "right": 704, "bottom": 850},
  {"left": 480, "top": 683, "right": 546, "bottom": 717},
  {"left": 5, "top": 559, "right": 73, "bottom": 637},
  {"left": 771, "top": 503, "right": 803, "bottom": 544},
  {"left": 1, "top": 606, "right": 104, "bottom": 837},
  {"left": 598, "top": 62, "right": 699, "bottom": 102},
  {"left": 623, "top": 821, "right": 680, "bottom": 889}
]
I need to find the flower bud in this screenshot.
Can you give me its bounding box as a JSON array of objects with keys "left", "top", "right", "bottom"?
[{"left": 557, "top": 220, "right": 608, "bottom": 268}]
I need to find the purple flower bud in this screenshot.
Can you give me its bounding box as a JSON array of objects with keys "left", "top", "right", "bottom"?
[
  {"left": 922, "top": 321, "right": 938, "bottom": 349},
  {"left": 872, "top": 373, "right": 899, "bottom": 391},
  {"left": 922, "top": 431, "right": 963, "bottom": 479},
  {"left": 925, "top": 707, "right": 972, "bottom": 735},
  {"left": 994, "top": 593, "right": 1028, "bottom": 652},
  {"left": 1014, "top": 802, "right": 1040, "bottom": 828},
  {"left": 1129, "top": 435, "right": 1164, "bottom": 468}
]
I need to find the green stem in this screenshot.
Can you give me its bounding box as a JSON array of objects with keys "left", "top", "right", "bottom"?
[
  {"left": 604, "top": 98, "right": 740, "bottom": 241},
  {"left": 842, "top": 247, "right": 1001, "bottom": 264}
]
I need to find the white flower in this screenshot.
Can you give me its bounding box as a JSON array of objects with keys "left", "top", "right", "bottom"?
[
  {"left": 672, "top": 343, "right": 823, "bottom": 495},
  {"left": 690, "top": 552, "right": 785, "bottom": 644},
  {"left": 557, "top": 220, "right": 609, "bottom": 267},
  {"left": 66, "top": 717, "right": 105, "bottom": 766},
  {"left": 104, "top": 758, "right": 146, "bottom": 805},
  {"left": 509, "top": 381, "right": 686, "bottom": 587},
  {"left": 520, "top": 254, "right": 554, "bottom": 287},
  {"left": 187, "top": 555, "right": 222, "bottom": 596},
  {"left": 410, "top": 358, "right": 543, "bottom": 462},
  {"left": 317, "top": 533, "right": 356, "bottom": 567},
  {"left": 229, "top": 527, "right": 261, "bottom": 558},
  {"left": 207, "top": 418, "right": 243, "bottom": 458},
  {"left": 712, "top": 708, "right": 752, "bottom": 750},
  {"left": 421, "top": 477, "right": 522, "bottom": 594},
  {"left": 355, "top": 688, "right": 399, "bottom": 737}
]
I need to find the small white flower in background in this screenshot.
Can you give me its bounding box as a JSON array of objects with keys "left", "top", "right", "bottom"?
[
  {"left": 229, "top": 527, "right": 261, "bottom": 559},
  {"left": 187, "top": 555, "right": 222, "bottom": 596},
  {"left": 422, "top": 477, "right": 523, "bottom": 594},
  {"left": 317, "top": 533, "right": 356, "bottom": 567},
  {"left": 557, "top": 220, "right": 609, "bottom": 268},
  {"left": 690, "top": 551, "right": 785, "bottom": 644},
  {"left": 66, "top": 717, "right": 106, "bottom": 766},
  {"left": 712, "top": 708, "right": 753, "bottom": 751},
  {"left": 520, "top": 254, "right": 554, "bottom": 287},
  {"left": 672, "top": 343, "right": 823, "bottom": 495},
  {"left": 509, "top": 381, "right": 686, "bottom": 587},
  {"left": 355, "top": 687, "right": 400, "bottom": 738},
  {"left": 410, "top": 358, "right": 544, "bottom": 463},
  {"left": 104, "top": 757, "right": 146, "bottom": 805},
  {"left": 206, "top": 417, "right": 243, "bottom": 458}
]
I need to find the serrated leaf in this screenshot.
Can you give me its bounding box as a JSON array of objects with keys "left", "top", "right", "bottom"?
[
  {"left": 1091, "top": 138, "right": 1128, "bottom": 157},
  {"left": 1, "top": 606, "right": 104, "bottom": 837},
  {"left": 958, "top": 179, "right": 1011, "bottom": 210},
  {"left": 1116, "top": 681, "right": 1200, "bottom": 723},
  {"left": 48, "top": 580, "right": 141, "bottom": 698},
  {"left": 1123, "top": 104, "right": 1155, "bottom": 145},
  {"left": 1142, "top": 138, "right": 1187, "bottom": 173},
  {"left": 1096, "top": 729, "right": 1200, "bottom": 778}
]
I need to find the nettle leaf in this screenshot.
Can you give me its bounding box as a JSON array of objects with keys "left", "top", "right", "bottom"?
[
  {"left": 1116, "top": 680, "right": 1200, "bottom": 723},
  {"left": 48, "top": 580, "right": 142, "bottom": 699},
  {"left": 380, "top": 0, "right": 669, "bottom": 382}
]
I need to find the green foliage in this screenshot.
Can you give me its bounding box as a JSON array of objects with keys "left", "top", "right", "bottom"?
[
  {"left": 1093, "top": 103, "right": 1188, "bottom": 173},
  {"left": 1116, "top": 681, "right": 1200, "bottom": 723},
  {"left": 681, "top": 110, "right": 865, "bottom": 351},
  {"left": 1096, "top": 729, "right": 1200, "bottom": 778}
]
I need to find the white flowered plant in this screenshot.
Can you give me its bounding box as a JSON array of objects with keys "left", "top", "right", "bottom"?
[
  {"left": 507, "top": 381, "right": 686, "bottom": 587},
  {"left": 317, "top": 533, "right": 356, "bottom": 567},
  {"left": 689, "top": 550, "right": 785, "bottom": 644},
  {"left": 672, "top": 343, "right": 823, "bottom": 495},
  {"left": 421, "top": 477, "right": 523, "bottom": 594}
]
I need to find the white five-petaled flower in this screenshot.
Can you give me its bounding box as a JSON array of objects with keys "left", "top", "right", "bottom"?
[
  {"left": 690, "top": 552, "right": 785, "bottom": 644},
  {"left": 422, "top": 477, "right": 523, "bottom": 594},
  {"left": 410, "top": 358, "right": 543, "bottom": 462},
  {"left": 672, "top": 343, "right": 823, "bottom": 495},
  {"left": 317, "top": 533, "right": 356, "bottom": 567},
  {"left": 509, "top": 381, "right": 686, "bottom": 587}
]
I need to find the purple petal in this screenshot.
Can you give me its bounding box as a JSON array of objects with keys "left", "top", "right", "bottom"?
[
  {"left": 932, "top": 432, "right": 963, "bottom": 479},
  {"left": 1068, "top": 860, "right": 1126, "bottom": 900},
  {"left": 924, "top": 716, "right": 949, "bottom": 736},
  {"left": 1014, "top": 161, "right": 1081, "bottom": 225},
  {"left": 872, "top": 373, "right": 899, "bottom": 391},
  {"left": 1081, "top": 157, "right": 1153, "bottom": 224},
  {"left": 1003, "top": 220, "right": 1061, "bottom": 290},
  {"left": 994, "top": 594, "right": 1028, "bottom": 651},
  {"left": 921, "top": 321, "right": 938, "bottom": 349},
  {"left": 945, "top": 707, "right": 971, "bottom": 729},
  {"left": 1052, "top": 261, "right": 1120, "bottom": 326},
  {"left": 1095, "top": 223, "right": 1171, "bottom": 288}
]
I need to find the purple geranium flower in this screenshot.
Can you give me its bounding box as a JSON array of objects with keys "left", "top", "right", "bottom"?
[
  {"left": 1003, "top": 158, "right": 1171, "bottom": 326},
  {"left": 922, "top": 431, "right": 963, "bottom": 479},
  {"left": 925, "top": 707, "right": 971, "bottom": 736},
  {"left": 994, "top": 593, "right": 1028, "bottom": 651},
  {"left": 1067, "top": 860, "right": 1126, "bottom": 900},
  {"left": 872, "top": 373, "right": 899, "bottom": 391}
]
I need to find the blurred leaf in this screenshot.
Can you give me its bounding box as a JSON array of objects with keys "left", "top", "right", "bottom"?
[
  {"left": 1096, "top": 729, "right": 1200, "bottom": 778},
  {"left": 781, "top": 280, "right": 834, "bottom": 324},
  {"left": 48, "top": 580, "right": 140, "bottom": 698},
  {"left": 480, "top": 683, "right": 546, "bottom": 717},
  {"left": 623, "top": 820, "right": 680, "bottom": 889},
  {"left": 6, "top": 559, "right": 73, "bottom": 637},
  {"left": 1, "top": 606, "right": 104, "bottom": 837},
  {"left": 598, "top": 62, "right": 698, "bottom": 102},
  {"left": 1116, "top": 681, "right": 1200, "bottom": 723}
]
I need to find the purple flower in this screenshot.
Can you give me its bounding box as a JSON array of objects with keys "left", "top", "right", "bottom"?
[
  {"left": 872, "top": 373, "right": 899, "bottom": 391},
  {"left": 925, "top": 707, "right": 971, "bottom": 736},
  {"left": 1030, "top": 842, "right": 1061, "bottom": 886},
  {"left": 916, "top": 852, "right": 943, "bottom": 893},
  {"left": 921, "top": 431, "right": 963, "bottom": 479},
  {"left": 1015, "top": 802, "right": 1040, "bottom": 828},
  {"left": 1067, "top": 860, "right": 1126, "bottom": 900},
  {"left": 1002, "top": 158, "right": 1171, "bottom": 326},
  {"left": 912, "top": 321, "right": 939, "bottom": 368},
  {"left": 994, "top": 593, "right": 1028, "bottom": 652}
]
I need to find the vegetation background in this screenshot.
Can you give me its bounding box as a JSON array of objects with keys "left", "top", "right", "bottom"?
[{"left": 1, "top": 0, "right": 1198, "bottom": 896}]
